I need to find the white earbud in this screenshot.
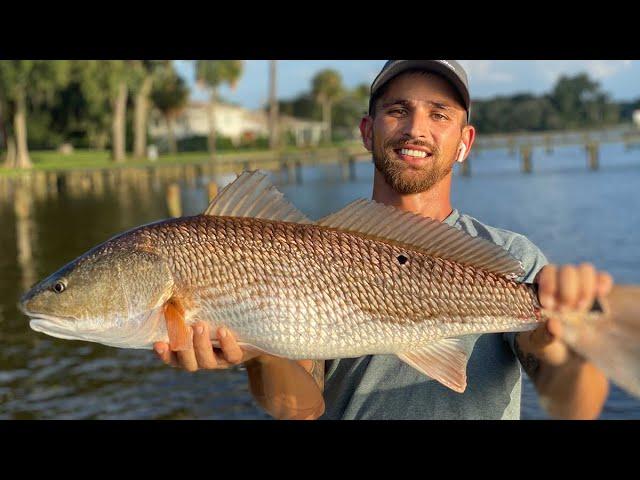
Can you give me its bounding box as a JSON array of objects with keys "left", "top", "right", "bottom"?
[{"left": 456, "top": 143, "right": 467, "bottom": 163}]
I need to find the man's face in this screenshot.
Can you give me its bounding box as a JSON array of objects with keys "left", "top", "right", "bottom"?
[{"left": 363, "top": 72, "right": 470, "bottom": 195}]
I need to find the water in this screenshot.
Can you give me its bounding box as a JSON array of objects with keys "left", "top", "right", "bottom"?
[{"left": 1, "top": 143, "right": 639, "bottom": 419}]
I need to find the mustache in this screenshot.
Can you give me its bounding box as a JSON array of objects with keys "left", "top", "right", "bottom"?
[{"left": 385, "top": 139, "right": 440, "bottom": 155}]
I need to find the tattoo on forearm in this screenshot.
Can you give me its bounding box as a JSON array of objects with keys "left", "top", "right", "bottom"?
[
  {"left": 514, "top": 335, "right": 541, "bottom": 380},
  {"left": 309, "top": 360, "right": 325, "bottom": 391}
]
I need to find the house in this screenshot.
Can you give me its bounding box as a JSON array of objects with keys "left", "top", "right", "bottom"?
[
  {"left": 149, "top": 101, "right": 325, "bottom": 147},
  {"left": 633, "top": 109, "right": 640, "bottom": 129}
]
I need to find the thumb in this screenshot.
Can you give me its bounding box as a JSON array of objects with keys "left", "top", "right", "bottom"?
[{"left": 527, "top": 321, "right": 556, "bottom": 351}]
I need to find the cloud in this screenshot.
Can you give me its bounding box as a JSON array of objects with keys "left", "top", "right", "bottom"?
[
  {"left": 533, "top": 60, "right": 634, "bottom": 82},
  {"left": 583, "top": 60, "right": 633, "bottom": 79},
  {"left": 459, "top": 60, "right": 515, "bottom": 83}
]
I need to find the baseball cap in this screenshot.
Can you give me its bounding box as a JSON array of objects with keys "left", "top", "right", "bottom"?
[{"left": 369, "top": 60, "right": 471, "bottom": 121}]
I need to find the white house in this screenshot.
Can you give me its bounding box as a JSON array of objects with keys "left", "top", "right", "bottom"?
[
  {"left": 633, "top": 109, "right": 640, "bottom": 129},
  {"left": 149, "top": 101, "right": 324, "bottom": 147}
]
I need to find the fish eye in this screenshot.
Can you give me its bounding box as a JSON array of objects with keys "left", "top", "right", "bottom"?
[{"left": 52, "top": 281, "right": 67, "bottom": 294}]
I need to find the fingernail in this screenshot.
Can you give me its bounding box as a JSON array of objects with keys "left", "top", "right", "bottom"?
[
  {"left": 195, "top": 325, "right": 204, "bottom": 335},
  {"left": 545, "top": 325, "right": 554, "bottom": 342},
  {"left": 540, "top": 295, "right": 555, "bottom": 310},
  {"left": 156, "top": 346, "right": 165, "bottom": 355},
  {"left": 578, "top": 299, "right": 591, "bottom": 311},
  {"left": 219, "top": 327, "right": 227, "bottom": 339}
]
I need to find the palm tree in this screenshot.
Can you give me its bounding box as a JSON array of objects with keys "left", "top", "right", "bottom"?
[
  {"left": 75, "top": 60, "right": 114, "bottom": 151},
  {"left": 195, "top": 60, "right": 243, "bottom": 161},
  {"left": 150, "top": 71, "right": 189, "bottom": 155},
  {"left": 311, "top": 69, "right": 344, "bottom": 144},
  {"left": 0, "top": 61, "right": 70, "bottom": 168},
  {"left": 110, "top": 60, "right": 135, "bottom": 163},
  {"left": 268, "top": 60, "right": 279, "bottom": 150},
  {"left": 132, "top": 60, "right": 170, "bottom": 159}
]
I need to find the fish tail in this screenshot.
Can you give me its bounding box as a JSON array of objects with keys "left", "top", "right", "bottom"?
[{"left": 547, "top": 285, "right": 640, "bottom": 398}]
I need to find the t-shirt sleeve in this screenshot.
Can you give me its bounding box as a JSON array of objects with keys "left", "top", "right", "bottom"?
[{"left": 501, "top": 234, "right": 549, "bottom": 355}]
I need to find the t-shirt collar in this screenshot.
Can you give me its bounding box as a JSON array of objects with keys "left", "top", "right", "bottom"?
[{"left": 443, "top": 208, "right": 460, "bottom": 227}]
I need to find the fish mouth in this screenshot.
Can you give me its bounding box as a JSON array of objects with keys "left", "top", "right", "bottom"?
[{"left": 24, "top": 310, "right": 80, "bottom": 341}]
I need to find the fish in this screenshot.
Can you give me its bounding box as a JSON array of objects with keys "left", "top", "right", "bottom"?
[{"left": 19, "top": 170, "right": 640, "bottom": 397}]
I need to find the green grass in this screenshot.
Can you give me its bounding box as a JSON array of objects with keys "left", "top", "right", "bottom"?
[{"left": 0, "top": 142, "right": 363, "bottom": 177}]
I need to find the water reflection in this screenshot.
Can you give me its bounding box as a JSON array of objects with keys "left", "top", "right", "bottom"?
[{"left": 14, "top": 185, "right": 37, "bottom": 292}]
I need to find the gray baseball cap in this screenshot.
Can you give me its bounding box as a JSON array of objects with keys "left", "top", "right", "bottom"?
[{"left": 369, "top": 60, "right": 471, "bottom": 121}]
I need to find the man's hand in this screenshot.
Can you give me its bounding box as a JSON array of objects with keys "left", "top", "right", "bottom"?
[
  {"left": 524, "top": 263, "right": 613, "bottom": 364},
  {"left": 515, "top": 263, "right": 612, "bottom": 419},
  {"left": 153, "top": 321, "right": 326, "bottom": 419},
  {"left": 153, "top": 321, "right": 262, "bottom": 372}
]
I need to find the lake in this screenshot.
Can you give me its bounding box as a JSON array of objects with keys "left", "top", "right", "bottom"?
[{"left": 1, "top": 142, "right": 639, "bottom": 419}]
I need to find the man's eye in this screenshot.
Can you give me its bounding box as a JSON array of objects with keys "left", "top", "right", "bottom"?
[
  {"left": 389, "top": 108, "right": 407, "bottom": 115},
  {"left": 432, "top": 113, "right": 448, "bottom": 120}
]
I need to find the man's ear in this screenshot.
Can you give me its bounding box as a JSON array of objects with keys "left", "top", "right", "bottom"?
[
  {"left": 360, "top": 116, "right": 373, "bottom": 152},
  {"left": 460, "top": 124, "right": 476, "bottom": 159}
]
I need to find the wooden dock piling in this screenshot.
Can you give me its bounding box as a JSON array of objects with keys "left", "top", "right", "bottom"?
[
  {"left": 166, "top": 183, "right": 182, "bottom": 218},
  {"left": 587, "top": 142, "right": 599, "bottom": 171},
  {"left": 521, "top": 145, "right": 533, "bottom": 174},
  {"left": 207, "top": 181, "right": 218, "bottom": 202},
  {"left": 341, "top": 156, "right": 356, "bottom": 181},
  {"left": 461, "top": 156, "right": 471, "bottom": 176}
]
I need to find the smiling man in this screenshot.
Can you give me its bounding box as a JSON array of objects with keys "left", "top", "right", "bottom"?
[{"left": 154, "top": 60, "right": 611, "bottom": 420}]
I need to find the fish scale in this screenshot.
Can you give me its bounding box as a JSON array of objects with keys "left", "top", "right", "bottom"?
[{"left": 108, "top": 213, "right": 543, "bottom": 359}]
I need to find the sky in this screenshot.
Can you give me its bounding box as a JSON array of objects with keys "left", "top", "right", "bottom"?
[{"left": 175, "top": 60, "right": 640, "bottom": 111}]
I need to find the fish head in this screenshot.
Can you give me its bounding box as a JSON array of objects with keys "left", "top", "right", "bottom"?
[{"left": 20, "top": 247, "right": 174, "bottom": 348}]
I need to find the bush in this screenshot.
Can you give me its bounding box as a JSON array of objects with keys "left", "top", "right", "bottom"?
[{"left": 175, "top": 135, "right": 237, "bottom": 152}]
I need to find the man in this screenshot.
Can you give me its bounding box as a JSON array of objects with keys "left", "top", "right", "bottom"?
[{"left": 154, "top": 60, "right": 612, "bottom": 420}]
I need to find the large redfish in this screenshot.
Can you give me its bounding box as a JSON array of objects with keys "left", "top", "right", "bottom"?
[{"left": 20, "top": 171, "right": 640, "bottom": 396}]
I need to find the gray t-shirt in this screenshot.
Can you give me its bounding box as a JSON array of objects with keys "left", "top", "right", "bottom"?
[{"left": 321, "top": 209, "right": 548, "bottom": 420}]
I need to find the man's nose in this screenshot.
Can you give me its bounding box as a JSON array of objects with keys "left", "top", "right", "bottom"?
[{"left": 403, "top": 111, "right": 431, "bottom": 140}]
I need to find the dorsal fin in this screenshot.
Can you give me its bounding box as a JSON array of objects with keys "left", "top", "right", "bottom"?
[
  {"left": 203, "top": 171, "right": 311, "bottom": 224},
  {"left": 318, "top": 199, "right": 524, "bottom": 278}
]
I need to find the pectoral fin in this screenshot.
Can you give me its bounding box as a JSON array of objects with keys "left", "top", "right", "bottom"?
[
  {"left": 163, "top": 299, "right": 191, "bottom": 352},
  {"left": 397, "top": 337, "right": 473, "bottom": 393}
]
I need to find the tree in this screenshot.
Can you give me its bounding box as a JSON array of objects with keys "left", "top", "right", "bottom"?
[
  {"left": 0, "top": 61, "right": 70, "bottom": 168},
  {"left": 278, "top": 93, "right": 320, "bottom": 120},
  {"left": 75, "top": 61, "right": 113, "bottom": 150},
  {"left": 150, "top": 70, "right": 189, "bottom": 154},
  {"left": 132, "top": 60, "right": 171, "bottom": 159},
  {"left": 195, "top": 60, "right": 243, "bottom": 161},
  {"left": 268, "top": 60, "right": 279, "bottom": 150},
  {"left": 550, "top": 74, "right": 601, "bottom": 128},
  {"left": 332, "top": 83, "right": 370, "bottom": 140},
  {"left": 0, "top": 95, "right": 15, "bottom": 166},
  {"left": 311, "top": 69, "right": 344, "bottom": 143},
  {"left": 110, "top": 61, "right": 130, "bottom": 163},
  {"left": 75, "top": 60, "right": 131, "bottom": 160}
]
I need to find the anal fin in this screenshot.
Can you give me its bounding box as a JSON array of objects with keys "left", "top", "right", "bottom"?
[
  {"left": 164, "top": 298, "right": 191, "bottom": 352},
  {"left": 397, "top": 337, "right": 473, "bottom": 393}
]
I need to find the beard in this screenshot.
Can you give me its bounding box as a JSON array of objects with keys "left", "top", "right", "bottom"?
[{"left": 372, "top": 134, "right": 455, "bottom": 195}]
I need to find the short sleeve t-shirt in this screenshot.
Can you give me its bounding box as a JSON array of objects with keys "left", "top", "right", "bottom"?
[{"left": 320, "top": 209, "right": 548, "bottom": 420}]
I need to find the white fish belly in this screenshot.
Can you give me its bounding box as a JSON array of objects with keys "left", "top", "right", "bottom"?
[{"left": 193, "top": 291, "right": 536, "bottom": 359}]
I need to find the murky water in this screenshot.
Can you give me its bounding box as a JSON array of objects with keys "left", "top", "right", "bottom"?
[{"left": 1, "top": 142, "right": 639, "bottom": 419}]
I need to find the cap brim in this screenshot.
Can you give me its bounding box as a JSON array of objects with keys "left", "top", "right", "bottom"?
[{"left": 371, "top": 60, "right": 470, "bottom": 113}]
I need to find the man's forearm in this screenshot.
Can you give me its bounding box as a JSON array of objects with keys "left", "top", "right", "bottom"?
[
  {"left": 245, "top": 356, "right": 325, "bottom": 420},
  {"left": 514, "top": 333, "right": 608, "bottom": 419}
]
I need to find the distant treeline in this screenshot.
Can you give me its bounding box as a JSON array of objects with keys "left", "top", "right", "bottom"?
[
  {"left": 471, "top": 74, "right": 639, "bottom": 134},
  {"left": 279, "top": 73, "right": 640, "bottom": 136}
]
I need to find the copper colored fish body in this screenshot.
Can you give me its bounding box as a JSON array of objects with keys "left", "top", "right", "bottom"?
[
  {"left": 20, "top": 171, "right": 640, "bottom": 396},
  {"left": 159, "top": 215, "right": 540, "bottom": 356}
]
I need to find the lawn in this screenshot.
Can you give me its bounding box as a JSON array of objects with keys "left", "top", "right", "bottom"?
[{"left": 0, "top": 142, "right": 363, "bottom": 177}]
